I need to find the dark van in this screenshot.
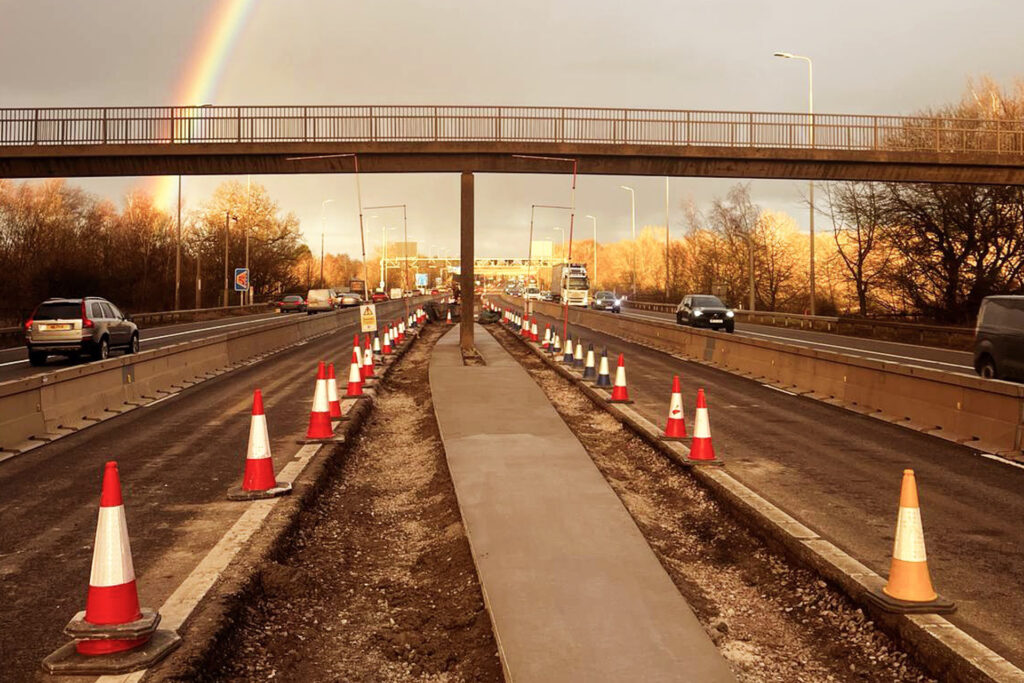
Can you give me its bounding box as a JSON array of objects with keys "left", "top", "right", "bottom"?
[{"left": 973, "top": 296, "right": 1024, "bottom": 380}]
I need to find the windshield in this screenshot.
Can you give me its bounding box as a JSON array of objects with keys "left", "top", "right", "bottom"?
[
  {"left": 567, "top": 277, "right": 589, "bottom": 289},
  {"left": 526, "top": 287, "right": 539, "bottom": 293},
  {"left": 283, "top": 296, "right": 302, "bottom": 302},
  {"left": 693, "top": 296, "right": 726, "bottom": 308},
  {"left": 596, "top": 291, "right": 614, "bottom": 299}
]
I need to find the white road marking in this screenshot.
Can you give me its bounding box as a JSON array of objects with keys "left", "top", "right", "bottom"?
[
  {"left": 762, "top": 384, "right": 797, "bottom": 396},
  {"left": 142, "top": 392, "right": 179, "bottom": 408},
  {"left": 620, "top": 309, "right": 973, "bottom": 370},
  {"left": 979, "top": 452, "right": 1024, "bottom": 471}
]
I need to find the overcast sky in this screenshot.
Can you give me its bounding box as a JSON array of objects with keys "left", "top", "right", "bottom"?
[{"left": 2, "top": 0, "right": 1020, "bottom": 257}]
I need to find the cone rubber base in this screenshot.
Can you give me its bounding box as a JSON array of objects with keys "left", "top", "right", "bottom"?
[
  {"left": 227, "top": 481, "right": 293, "bottom": 501},
  {"left": 42, "top": 629, "right": 180, "bottom": 675},
  {"left": 595, "top": 379, "right": 612, "bottom": 387},
  {"left": 64, "top": 608, "right": 160, "bottom": 640},
  {"left": 660, "top": 436, "right": 689, "bottom": 442},
  {"left": 864, "top": 587, "right": 956, "bottom": 614},
  {"left": 607, "top": 398, "right": 634, "bottom": 404},
  {"left": 296, "top": 435, "right": 345, "bottom": 445}
]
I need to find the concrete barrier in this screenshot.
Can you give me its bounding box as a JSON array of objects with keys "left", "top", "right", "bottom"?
[
  {"left": 0, "top": 299, "right": 424, "bottom": 454},
  {"left": 501, "top": 296, "right": 1024, "bottom": 456},
  {"left": 623, "top": 301, "right": 976, "bottom": 350}
]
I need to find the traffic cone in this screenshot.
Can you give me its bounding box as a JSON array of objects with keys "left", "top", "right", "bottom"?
[
  {"left": 663, "top": 376, "right": 688, "bottom": 440},
  {"left": 228, "top": 390, "right": 292, "bottom": 500},
  {"left": 867, "top": 470, "right": 955, "bottom": 614},
  {"left": 351, "top": 334, "right": 361, "bottom": 360},
  {"left": 305, "top": 362, "right": 333, "bottom": 439},
  {"left": 688, "top": 389, "right": 717, "bottom": 462},
  {"left": 363, "top": 337, "right": 375, "bottom": 379},
  {"left": 531, "top": 319, "right": 539, "bottom": 342},
  {"left": 398, "top": 320, "right": 406, "bottom": 341},
  {"left": 346, "top": 349, "right": 364, "bottom": 397},
  {"left": 609, "top": 354, "right": 633, "bottom": 403},
  {"left": 583, "top": 343, "right": 596, "bottom": 379},
  {"left": 595, "top": 349, "right": 612, "bottom": 386},
  {"left": 446, "top": 309, "right": 453, "bottom": 325},
  {"left": 382, "top": 329, "right": 392, "bottom": 355},
  {"left": 326, "top": 363, "right": 343, "bottom": 418},
  {"left": 551, "top": 334, "right": 561, "bottom": 356},
  {"left": 563, "top": 333, "right": 574, "bottom": 363},
  {"left": 43, "top": 463, "right": 181, "bottom": 674},
  {"left": 542, "top": 325, "right": 551, "bottom": 350},
  {"left": 373, "top": 333, "right": 381, "bottom": 354},
  {"left": 573, "top": 340, "right": 584, "bottom": 368}
]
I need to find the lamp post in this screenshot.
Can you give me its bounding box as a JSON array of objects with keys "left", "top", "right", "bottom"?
[
  {"left": 774, "top": 50, "right": 815, "bottom": 314},
  {"left": 664, "top": 178, "right": 671, "bottom": 302},
  {"left": 223, "top": 211, "right": 237, "bottom": 307},
  {"left": 585, "top": 215, "right": 597, "bottom": 290},
  {"left": 175, "top": 176, "right": 182, "bottom": 310},
  {"left": 365, "top": 203, "right": 410, "bottom": 318},
  {"left": 620, "top": 185, "right": 636, "bottom": 296},
  {"left": 320, "top": 198, "right": 334, "bottom": 289},
  {"left": 552, "top": 226, "right": 565, "bottom": 262}
]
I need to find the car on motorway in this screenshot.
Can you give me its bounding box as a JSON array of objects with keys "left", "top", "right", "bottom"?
[
  {"left": 277, "top": 295, "right": 307, "bottom": 313},
  {"left": 338, "top": 292, "right": 364, "bottom": 307},
  {"left": 675, "top": 294, "right": 735, "bottom": 333},
  {"left": 430, "top": 289, "right": 440, "bottom": 296},
  {"left": 523, "top": 286, "right": 541, "bottom": 301},
  {"left": 974, "top": 295, "right": 1024, "bottom": 380},
  {"left": 371, "top": 291, "right": 390, "bottom": 303},
  {"left": 591, "top": 290, "right": 622, "bottom": 313},
  {"left": 541, "top": 290, "right": 553, "bottom": 302},
  {"left": 24, "top": 296, "right": 139, "bottom": 365},
  {"left": 305, "top": 288, "right": 334, "bottom": 314}
]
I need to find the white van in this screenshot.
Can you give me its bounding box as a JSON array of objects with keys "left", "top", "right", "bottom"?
[{"left": 306, "top": 289, "right": 334, "bottom": 314}]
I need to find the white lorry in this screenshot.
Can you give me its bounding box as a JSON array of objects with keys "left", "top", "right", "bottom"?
[{"left": 551, "top": 263, "right": 590, "bottom": 306}]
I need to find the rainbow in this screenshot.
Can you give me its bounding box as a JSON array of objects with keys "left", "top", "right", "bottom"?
[{"left": 152, "top": 0, "right": 259, "bottom": 210}]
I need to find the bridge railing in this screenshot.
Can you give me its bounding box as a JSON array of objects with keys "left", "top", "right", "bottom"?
[{"left": 3, "top": 106, "right": 1024, "bottom": 155}]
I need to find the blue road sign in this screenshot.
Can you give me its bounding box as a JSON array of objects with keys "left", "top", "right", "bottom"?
[
  {"left": 234, "top": 268, "right": 250, "bottom": 292},
  {"left": 415, "top": 272, "right": 428, "bottom": 288}
]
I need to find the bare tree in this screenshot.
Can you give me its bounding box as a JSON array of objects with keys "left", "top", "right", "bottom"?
[{"left": 821, "top": 182, "right": 892, "bottom": 315}]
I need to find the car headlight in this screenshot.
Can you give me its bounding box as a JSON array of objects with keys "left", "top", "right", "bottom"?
[
  {"left": 726, "top": 311, "right": 734, "bottom": 318},
  {"left": 614, "top": 298, "right": 621, "bottom": 305}
]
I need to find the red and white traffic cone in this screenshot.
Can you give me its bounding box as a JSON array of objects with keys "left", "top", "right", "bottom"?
[
  {"left": 346, "top": 349, "right": 364, "bottom": 398},
  {"left": 351, "top": 333, "right": 361, "bottom": 361},
  {"left": 663, "top": 376, "right": 688, "bottom": 440},
  {"left": 688, "top": 388, "right": 717, "bottom": 462},
  {"left": 446, "top": 309, "right": 453, "bottom": 325},
  {"left": 530, "top": 319, "right": 539, "bottom": 342},
  {"left": 43, "top": 462, "right": 180, "bottom": 674},
  {"left": 382, "top": 329, "right": 392, "bottom": 355},
  {"left": 373, "top": 333, "right": 381, "bottom": 354},
  {"left": 229, "top": 390, "right": 292, "bottom": 500},
  {"left": 608, "top": 354, "right": 633, "bottom": 403},
  {"left": 305, "top": 361, "right": 333, "bottom": 439},
  {"left": 326, "top": 363, "right": 343, "bottom": 419},
  {"left": 542, "top": 324, "right": 551, "bottom": 350},
  {"left": 363, "top": 337, "right": 375, "bottom": 379},
  {"left": 398, "top": 320, "right": 406, "bottom": 342}
]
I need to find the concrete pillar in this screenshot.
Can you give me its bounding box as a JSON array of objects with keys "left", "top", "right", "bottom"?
[{"left": 460, "top": 172, "right": 474, "bottom": 352}]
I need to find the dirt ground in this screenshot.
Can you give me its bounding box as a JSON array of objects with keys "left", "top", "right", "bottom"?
[
  {"left": 489, "top": 324, "right": 935, "bottom": 683},
  {"left": 203, "top": 326, "right": 501, "bottom": 682}
]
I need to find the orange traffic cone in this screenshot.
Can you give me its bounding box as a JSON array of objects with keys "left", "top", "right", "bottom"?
[
  {"left": 867, "top": 470, "right": 955, "bottom": 614},
  {"left": 382, "top": 329, "right": 392, "bottom": 355},
  {"left": 609, "top": 354, "right": 633, "bottom": 403},
  {"left": 662, "top": 376, "right": 687, "bottom": 440},
  {"left": 43, "top": 462, "right": 180, "bottom": 674},
  {"left": 305, "top": 361, "right": 333, "bottom": 439},
  {"left": 326, "top": 363, "right": 342, "bottom": 418},
  {"left": 531, "top": 319, "right": 539, "bottom": 342},
  {"left": 228, "top": 390, "right": 292, "bottom": 500},
  {"left": 363, "top": 336, "right": 375, "bottom": 379},
  {"left": 688, "top": 388, "right": 716, "bottom": 462},
  {"left": 351, "top": 334, "right": 361, "bottom": 360},
  {"left": 346, "top": 348, "right": 364, "bottom": 397}
]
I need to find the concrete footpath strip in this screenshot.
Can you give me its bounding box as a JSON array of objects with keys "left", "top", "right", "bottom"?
[{"left": 429, "top": 326, "right": 734, "bottom": 682}]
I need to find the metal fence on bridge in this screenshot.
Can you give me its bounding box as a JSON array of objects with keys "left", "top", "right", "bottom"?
[{"left": 3, "top": 105, "right": 1024, "bottom": 155}]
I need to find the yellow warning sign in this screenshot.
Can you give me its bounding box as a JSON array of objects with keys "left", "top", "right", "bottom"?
[{"left": 359, "top": 303, "right": 378, "bottom": 333}]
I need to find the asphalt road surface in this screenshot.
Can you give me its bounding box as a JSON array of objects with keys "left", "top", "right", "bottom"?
[
  {"left": 0, "top": 310, "right": 312, "bottom": 383},
  {"left": 518, "top": 307, "right": 1024, "bottom": 669},
  {"left": 0, "top": 299, "right": 411, "bottom": 682},
  {"left": 617, "top": 307, "right": 976, "bottom": 376}
]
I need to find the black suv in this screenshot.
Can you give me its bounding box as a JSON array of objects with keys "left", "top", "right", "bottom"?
[
  {"left": 974, "top": 295, "right": 1024, "bottom": 380},
  {"left": 675, "top": 294, "right": 735, "bottom": 333},
  {"left": 24, "top": 297, "right": 139, "bottom": 365}
]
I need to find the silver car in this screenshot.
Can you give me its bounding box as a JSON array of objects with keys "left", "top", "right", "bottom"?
[{"left": 25, "top": 297, "right": 139, "bottom": 365}]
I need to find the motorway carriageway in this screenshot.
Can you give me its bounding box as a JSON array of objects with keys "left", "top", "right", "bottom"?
[
  {"left": 618, "top": 307, "right": 976, "bottom": 376},
  {"left": 0, "top": 299, "right": 411, "bottom": 681},
  {"left": 0, "top": 310, "right": 289, "bottom": 383},
  {"left": 518, "top": 306, "right": 1024, "bottom": 669}
]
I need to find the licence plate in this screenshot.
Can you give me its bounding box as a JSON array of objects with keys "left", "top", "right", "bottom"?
[
  {"left": 42, "top": 323, "right": 72, "bottom": 331},
  {"left": 710, "top": 318, "right": 724, "bottom": 324}
]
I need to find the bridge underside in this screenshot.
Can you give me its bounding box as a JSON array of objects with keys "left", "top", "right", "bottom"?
[{"left": 3, "top": 142, "right": 1024, "bottom": 185}]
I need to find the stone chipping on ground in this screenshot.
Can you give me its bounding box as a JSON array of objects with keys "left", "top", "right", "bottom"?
[
  {"left": 490, "top": 324, "right": 936, "bottom": 683},
  {"left": 202, "top": 326, "right": 502, "bottom": 682}
]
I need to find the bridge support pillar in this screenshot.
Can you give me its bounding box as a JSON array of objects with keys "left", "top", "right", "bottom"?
[{"left": 460, "top": 171, "right": 475, "bottom": 352}]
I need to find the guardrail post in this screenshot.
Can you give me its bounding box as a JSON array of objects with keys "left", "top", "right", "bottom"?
[
  {"left": 170, "top": 108, "right": 176, "bottom": 143},
  {"left": 303, "top": 106, "right": 308, "bottom": 142},
  {"left": 33, "top": 109, "right": 39, "bottom": 145},
  {"left": 496, "top": 106, "right": 501, "bottom": 141},
  {"left": 433, "top": 106, "right": 439, "bottom": 141},
  {"left": 685, "top": 111, "right": 691, "bottom": 145},
  {"left": 559, "top": 107, "right": 565, "bottom": 143},
  {"left": 102, "top": 108, "right": 108, "bottom": 144},
  {"left": 873, "top": 116, "right": 878, "bottom": 150},
  {"left": 237, "top": 106, "right": 242, "bottom": 143},
  {"left": 370, "top": 106, "right": 376, "bottom": 141}
]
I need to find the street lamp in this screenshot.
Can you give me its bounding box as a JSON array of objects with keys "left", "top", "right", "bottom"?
[
  {"left": 585, "top": 215, "right": 598, "bottom": 289},
  {"left": 774, "top": 50, "right": 816, "bottom": 314},
  {"left": 380, "top": 224, "right": 396, "bottom": 290},
  {"left": 223, "top": 211, "right": 237, "bottom": 307},
  {"left": 320, "top": 198, "right": 334, "bottom": 289},
  {"left": 552, "top": 226, "right": 565, "bottom": 263},
  {"left": 620, "top": 185, "right": 636, "bottom": 296}
]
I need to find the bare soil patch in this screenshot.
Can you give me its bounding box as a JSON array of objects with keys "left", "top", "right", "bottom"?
[
  {"left": 489, "top": 324, "right": 934, "bottom": 683},
  {"left": 203, "top": 326, "right": 501, "bottom": 682}
]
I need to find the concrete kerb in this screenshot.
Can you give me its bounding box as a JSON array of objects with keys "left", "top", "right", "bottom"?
[
  {"left": 101, "top": 320, "right": 430, "bottom": 682},
  {"left": 486, "top": 320, "right": 1024, "bottom": 683}
]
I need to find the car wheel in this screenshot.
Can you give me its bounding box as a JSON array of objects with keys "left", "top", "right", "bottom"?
[
  {"left": 676, "top": 314, "right": 683, "bottom": 325},
  {"left": 725, "top": 323, "right": 735, "bottom": 333},
  {"left": 94, "top": 337, "right": 109, "bottom": 361},
  {"left": 978, "top": 357, "right": 998, "bottom": 379},
  {"left": 127, "top": 333, "right": 140, "bottom": 354},
  {"left": 28, "top": 350, "right": 47, "bottom": 366}
]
